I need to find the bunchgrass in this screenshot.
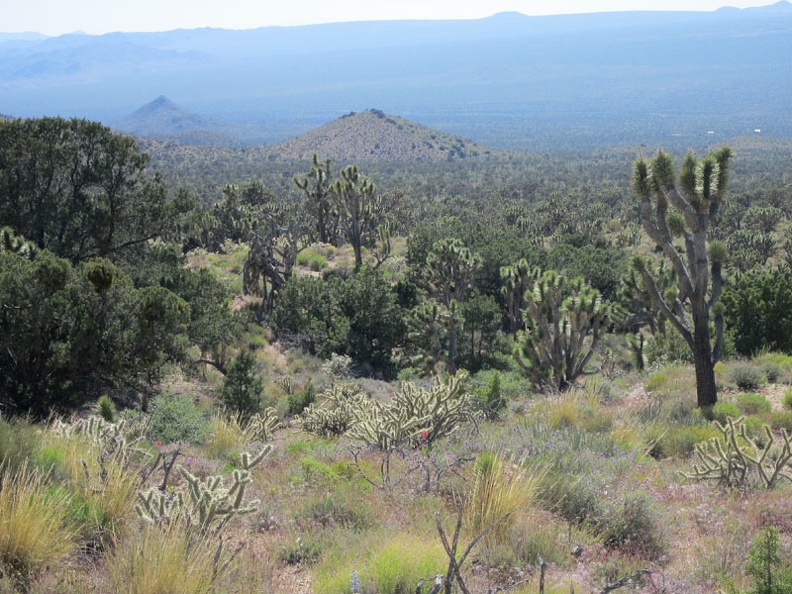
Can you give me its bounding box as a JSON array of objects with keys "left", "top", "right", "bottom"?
[
  {"left": 204, "top": 413, "right": 246, "bottom": 461},
  {"left": 465, "top": 451, "right": 544, "bottom": 549},
  {"left": 0, "top": 465, "right": 76, "bottom": 585},
  {"left": 106, "top": 523, "right": 221, "bottom": 594}
]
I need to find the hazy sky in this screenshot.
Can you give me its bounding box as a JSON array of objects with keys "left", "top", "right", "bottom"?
[{"left": 4, "top": 0, "right": 780, "bottom": 36}]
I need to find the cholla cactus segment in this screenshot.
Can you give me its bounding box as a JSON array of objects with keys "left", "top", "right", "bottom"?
[
  {"left": 245, "top": 407, "right": 282, "bottom": 442},
  {"left": 52, "top": 415, "right": 147, "bottom": 465},
  {"left": 685, "top": 417, "right": 792, "bottom": 490},
  {"left": 135, "top": 445, "right": 270, "bottom": 534}
]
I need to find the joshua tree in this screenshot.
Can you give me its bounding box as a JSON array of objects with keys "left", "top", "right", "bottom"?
[
  {"left": 632, "top": 147, "right": 732, "bottom": 407},
  {"left": 330, "top": 165, "right": 384, "bottom": 270},
  {"left": 513, "top": 269, "right": 610, "bottom": 391},
  {"left": 294, "top": 154, "right": 337, "bottom": 244}
]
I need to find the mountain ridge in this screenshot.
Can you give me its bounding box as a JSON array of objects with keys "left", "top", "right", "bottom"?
[{"left": 2, "top": 4, "right": 791, "bottom": 153}]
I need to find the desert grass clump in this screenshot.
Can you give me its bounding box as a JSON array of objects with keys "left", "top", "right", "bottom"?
[
  {"left": 783, "top": 388, "right": 792, "bottom": 410},
  {"left": 465, "top": 452, "right": 543, "bottom": 549},
  {"left": 0, "top": 465, "right": 76, "bottom": 586},
  {"left": 711, "top": 401, "right": 741, "bottom": 424},
  {"left": 204, "top": 413, "right": 246, "bottom": 461},
  {"left": 56, "top": 434, "right": 139, "bottom": 540},
  {"left": 0, "top": 416, "right": 40, "bottom": 475},
  {"left": 106, "top": 523, "right": 222, "bottom": 594}
]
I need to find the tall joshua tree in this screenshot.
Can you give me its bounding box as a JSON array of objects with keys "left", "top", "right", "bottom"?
[{"left": 632, "top": 147, "right": 732, "bottom": 407}]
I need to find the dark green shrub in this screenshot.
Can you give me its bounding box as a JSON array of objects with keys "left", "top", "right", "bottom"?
[
  {"left": 147, "top": 391, "right": 211, "bottom": 445},
  {"left": 730, "top": 363, "right": 767, "bottom": 391},
  {"left": 287, "top": 382, "right": 317, "bottom": 416},
  {"left": 745, "top": 526, "right": 792, "bottom": 594},
  {"left": 217, "top": 350, "right": 264, "bottom": 420},
  {"left": 736, "top": 392, "right": 772, "bottom": 415},
  {"left": 476, "top": 372, "right": 507, "bottom": 420}
]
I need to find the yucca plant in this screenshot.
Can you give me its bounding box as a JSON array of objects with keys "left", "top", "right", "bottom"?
[{"left": 0, "top": 465, "right": 77, "bottom": 586}]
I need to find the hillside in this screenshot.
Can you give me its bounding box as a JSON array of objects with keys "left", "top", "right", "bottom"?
[
  {"left": 262, "top": 109, "right": 507, "bottom": 163},
  {"left": 113, "top": 96, "right": 239, "bottom": 147}
]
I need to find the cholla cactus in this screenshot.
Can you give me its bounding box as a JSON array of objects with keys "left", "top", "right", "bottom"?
[
  {"left": 136, "top": 445, "right": 270, "bottom": 534},
  {"left": 52, "top": 415, "right": 146, "bottom": 465},
  {"left": 686, "top": 417, "right": 792, "bottom": 489},
  {"left": 298, "top": 384, "right": 367, "bottom": 437},
  {"left": 245, "top": 407, "right": 281, "bottom": 442}
]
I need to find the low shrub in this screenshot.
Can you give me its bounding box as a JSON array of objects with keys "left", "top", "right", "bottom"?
[
  {"left": 279, "top": 536, "right": 322, "bottom": 565},
  {"left": 295, "top": 492, "right": 371, "bottom": 531},
  {"left": 735, "top": 392, "right": 772, "bottom": 415},
  {"left": 296, "top": 250, "right": 329, "bottom": 271},
  {"left": 147, "top": 390, "right": 212, "bottom": 445},
  {"left": 730, "top": 362, "right": 766, "bottom": 391},
  {"left": 710, "top": 402, "right": 741, "bottom": 424},
  {"left": 650, "top": 423, "right": 721, "bottom": 459},
  {"left": 769, "top": 410, "right": 792, "bottom": 432},
  {"left": 598, "top": 491, "right": 668, "bottom": 559},
  {"left": 783, "top": 388, "right": 792, "bottom": 410}
]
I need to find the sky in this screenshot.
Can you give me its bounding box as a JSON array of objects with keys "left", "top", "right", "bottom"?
[{"left": 3, "top": 0, "right": 780, "bottom": 36}]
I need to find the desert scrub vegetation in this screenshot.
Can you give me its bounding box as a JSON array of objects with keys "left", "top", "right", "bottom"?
[{"left": 3, "top": 352, "right": 792, "bottom": 592}]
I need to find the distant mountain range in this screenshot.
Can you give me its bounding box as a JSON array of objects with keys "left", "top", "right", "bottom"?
[{"left": 2, "top": 3, "right": 791, "bottom": 152}]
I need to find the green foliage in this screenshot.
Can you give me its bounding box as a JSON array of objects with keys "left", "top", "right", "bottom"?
[
  {"left": 711, "top": 402, "right": 742, "bottom": 424},
  {"left": 735, "top": 393, "right": 772, "bottom": 416},
  {"left": 476, "top": 372, "right": 507, "bottom": 420},
  {"left": 784, "top": 388, "right": 792, "bottom": 410},
  {"left": 598, "top": 491, "right": 668, "bottom": 559},
  {"left": 96, "top": 395, "right": 117, "bottom": 423},
  {"left": 217, "top": 350, "right": 264, "bottom": 420},
  {"left": 296, "top": 249, "right": 329, "bottom": 271},
  {"left": 0, "top": 416, "right": 40, "bottom": 476},
  {"left": 272, "top": 268, "right": 405, "bottom": 373},
  {"left": 279, "top": 536, "right": 323, "bottom": 565},
  {"left": 294, "top": 491, "right": 371, "bottom": 531},
  {"left": 0, "top": 250, "right": 189, "bottom": 415},
  {"left": 147, "top": 391, "right": 212, "bottom": 445},
  {"left": 0, "top": 466, "right": 76, "bottom": 586},
  {"left": 0, "top": 117, "right": 193, "bottom": 263},
  {"left": 745, "top": 527, "right": 792, "bottom": 594},
  {"left": 287, "top": 382, "right": 317, "bottom": 416},
  {"left": 722, "top": 269, "right": 792, "bottom": 356}
]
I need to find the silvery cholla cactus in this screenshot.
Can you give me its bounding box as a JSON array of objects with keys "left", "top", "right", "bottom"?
[
  {"left": 686, "top": 417, "right": 792, "bottom": 490},
  {"left": 136, "top": 446, "right": 270, "bottom": 534},
  {"left": 302, "top": 373, "right": 479, "bottom": 449},
  {"left": 52, "top": 415, "right": 145, "bottom": 464},
  {"left": 245, "top": 407, "right": 282, "bottom": 442}
]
